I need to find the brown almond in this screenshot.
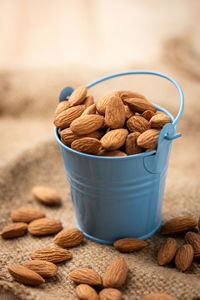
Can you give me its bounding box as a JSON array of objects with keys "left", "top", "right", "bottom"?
[
  {"left": 124, "top": 105, "right": 134, "bottom": 119},
  {"left": 114, "top": 238, "right": 147, "bottom": 252},
  {"left": 31, "top": 247, "right": 72, "bottom": 263},
  {"left": 61, "top": 128, "right": 103, "bottom": 146},
  {"left": 103, "top": 257, "right": 128, "bottom": 288},
  {"left": 8, "top": 265, "right": 45, "bottom": 285},
  {"left": 54, "top": 228, "right": 84, "bottom": 248},
  {"left": 125, "top": 132, "right": 143, "bottom": 155},
  {"left": 11, "top": 207, "right": 45, "bottom": 223},
  {"left": 157, "top": 238, "right": 177, "bottom": 265},
  {"left": 32, "top": 185, "right": 62, "bottom": 206},
  {"left": 71, "top": 137, "right": 102, "bottom": 155},
  {"left": 54, "top": 105, "right": 85, "bottom": 129},
  {"left": 1, "top": 222, "right": 27, "bottom": 239},
  {"left": 54, "top": 101, "right": 70, "bottom": 117},
  {"left": 96, "top": 92, "right": 118, "bottom": 115},
  {"left": 100, "top": 150, "right": 127, "bottom": 157},
  {"left": 84, "top": 95, "right": 94, "bottom": 108},
  {"left": 70, "top": 115, "right": 105, "bottom": 135},
  {"left": 124, "top": 98, "right": 156, "bottom": 113},
  {"left": 105, "top": 96, "right": 126, "bottom": 129},
  {"left": 99, "top": 288, "right": 122, "bottom": 300},
  {"left": 185, "top": 231, "right": 200, "bottom": 258},
  {"left": 82, "top": 103, "right": 96, "bottom": 116},
  {"left": 101, "top": 129, "right": 128, "bottom": 151},
  {"left": 142, "top": 110, "right": 155, "bottom": 121},
  {"left": 161, "top": 216, "right": 197, "bottom": 235},
  {"left": 137, "top": 129, "right": 160, "bottom": 149},
  {"left": 150, "top": 113, "right": 171, "bottom": 128},
  {"left": 76, "top": 284, "right": 99, "bottom": 300},
  {"left": 175, "top": 244, "right": 194, "bottom": 271},
  {"left": 117, "top": 90, "right": 146, "bottom": 100},
  {"left": 69, "top": 268, "right": 102, "bottom": 285},
  {"left": 126, "top": 116, "right": 149, "bottom": 133},
  {"left": 68, "top": 85, "right": 87, "bottom": 107},
  {"left": 140, "top": 293, "right": 176, "bottom": 300},
  {"left": 28, "top": 218, "right": 62, "bottom": 236},
  {"left": 24, "top": 260, "right": 58, "bottom": 278}
]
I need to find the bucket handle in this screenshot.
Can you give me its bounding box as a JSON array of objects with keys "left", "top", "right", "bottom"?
[{"left": 87, "top": 70, "right": 184, "bottom": 129}]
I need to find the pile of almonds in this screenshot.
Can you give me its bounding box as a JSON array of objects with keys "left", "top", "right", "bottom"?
[{"left": 54, "top": 86, "right": 171, "bottom": 156}]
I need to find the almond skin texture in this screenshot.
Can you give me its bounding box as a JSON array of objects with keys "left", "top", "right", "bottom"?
[
  {"left": 69, "top": 268, "right": 102, "bottom": 285},
  {"left": 124, "top": 105, "right": 134, "bottom": 119},
  {"left": 150, "top": 113, "right": 171, "bottom": 128},
  {"left": 142, "top": 110, "right": 155, "bottom": 121},
  {"left": 157, "top": 238, "right": 177, "bottom": 265},
  {"left": 100, "top": 150, "right": 127, "bottom": 157},
  {"left": 68, "top": 85, "right": 87, "bottom": 107},
  {"left": 54, "top": 105, "right": 85, "bottom": 129},
  {"left": 185, "top": 231, "right": 200, "bottom": 258},
  {"left": 140, "top": 293, "right": 176, "bottom": 300},
  {"left": 70, "top": 115, "right": 105, "bottom": 135},
  {"left": 28, "top": 218, "right": 62, "bottom": 236},
  {"left": 24, "top": 260, "right": 58, "bottom": 278},
  {"left": 1, "top": 222, "right": 27, "bottom": 239},
  {"left": 8, "top": 265, "right": 45, "bottom": 285},
  {"left": 99, "top": 288, "right": 122, "bottom": 300},
  {"left": 101, "top": 129, "right": 128, "bottom": 151},
  {"left": 175, "top": 244, "right": 194, "bottom": 271},
  {"left": 117, "top": 90, "right": 146, "bottom": 101},
  {"left": 76, "top": 284, "right": 99, "bottom": 300},
  {"left": 126, "top": 116, "right": 149, "bottom": 133},
  {"left": 137, "top": 129, "right": 160, "bottom": 149},
  {"left": 60, "top": 128, "right": 103, "bottom": 146},
  {"left": 82, "top": 103, "right": 96, "bottom": 116},
  {"left": 96, "top": 92, "right": 118, "bottom": 115},
  {"left": 84, "top": 95, "right": 94, "bottom": 108},
  {"left": 103, "top": 257, "right": 128, "bottom": 288},
  {"left": 123, "top": 97, "right": 156, "bottom": 113},
  {"left": 71, "top": 137, "right": 102, "bottom": 155},
  {"left": 54, "top": 228, "right": 84, "bottom": 248},
  {"left": 32, "top": 185, "right": 62, "bottom": 206},
  {"left": 31, "top": 247, "right": 72, "bottom": 263},
  {"left": 161, "top": 216, "right": 197, "bottom": 235},
  {"left": 114, "top": 238, "right": 147, "bottom": 252},
  {"left": 54, "top": 101, "right": 70, "bottom": 117},
  {"left": 125, "top": 132, "right": 143, "bottom": 155},
  {"left": 105, "top": 96, "right": 126, "bottom": 129},
  {"left": 11, "top": 207, "right": 45, "bottom": 223}
]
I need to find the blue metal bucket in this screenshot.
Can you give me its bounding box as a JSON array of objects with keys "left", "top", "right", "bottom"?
[{"left": 54, "top": 70, "right": 184, "bottom": 244}]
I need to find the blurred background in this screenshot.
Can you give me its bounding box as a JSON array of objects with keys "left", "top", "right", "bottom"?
[{"left": 0, "top": 0, "right": 200, "bottom": 164}]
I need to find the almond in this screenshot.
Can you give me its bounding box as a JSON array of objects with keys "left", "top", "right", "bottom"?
[
  {"left": 82, "top": 103, "right": 96, "bottom": 116},
  {"left": 185, "top": 231, "right": 200, "bottom": 258},
  {"left": 175, "top": 244, "right": 194, "bottom": 271},
  {"left": 99, "top": 288, "right": 122, "bottom": 300},
  {"left": 105, "top": 96, "right": 126, "bottom": 129},
  {"left": 76, "top": 284, "right": 99, "bottom": 300},
  {"left": 125, "top": 132, "right": 143, "bottom": 155},
  {"left": 103, "top": 257, "right": 128, "bottom": 288},
  {"left": 137, "top": 129, "right": 160, "bottom": 149},
  {"left": 24, "top": 260, "right": 58, "bottom": 277},
  {"left": 31, "top": 247, "right": 72, "bottom": 263},
  {"left": 11, "top": 207, "right": 45, "bottom": 223},
  {"left": 142, "top": 110, "right": 155, "bottom": 121},
  {"left": 54, "top": 101, "right": 70, "bottom": 117},
  {"left": 8, "top": 265, "right": 45, "bottom": 285},
  {"left": 84, "top": 95, "right": 94, "bottom": 108},
  {"left": 117, "top": 90, "right": 146, "bottom": 100},
  {"left": 70, "top": 115, "right": 105, "bottom": 135},
  {"left": 114, "top": 238, "right": 147, "bottom": 252},
  {"left": 96, "top": 92, "right": 118, "bottom": 115},
  {"left": 126, "top": 116, "right": 149, "bottom": 133},
  {"left": 71, "top": 137, "right": 102, "bottom": 155},
  {"left": 161, "top": 216, "right": 197, "bottom": 235},
  {"left": 123, "top": 98, "right": 156, "bottom": 113},
  {"left": 124, "top": 105, "right": 134, "bottom": 119},
  {"left": 28, "top": 218, "right": 62, "bottom": 236},
  {"left": 69, "top": 268, "right": 102, "bottom": 285},
  {"left": 54, "top": 105, "right": 85, "bottom": 129},
  {"left": 1, "top": 222, "right": 27, "bottom": 239},
  {"left": 140, "top": 293, "right": 176, "bottom": 300},
  {"left": 157, "top": 238, "right": 177, "bottom": 265},
  {"left": 101, "top": 129, "right": 128, "bottom": 151},
  {"left": 68, "top": 85, "right": 87, "bottom": 107},
  {"left": 100, "top": 150, "right": 127, "bottom": 157},
  {"left": 150, "top": 113, "right": 171, "bottom": 128},
  {"left": 32, "top": 185, "right": 62, "bottom": 206},
  {"left": 60, "top": 128, "right": 103, "bottom": 146},
  {"left": 54, "top": 228, "right": 84, "bottom": 247}
]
